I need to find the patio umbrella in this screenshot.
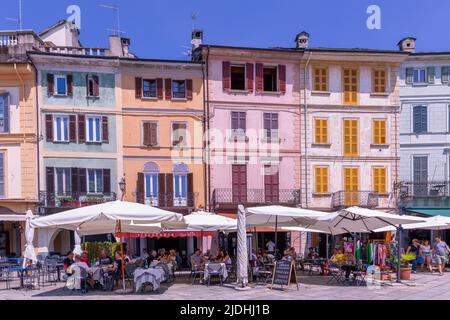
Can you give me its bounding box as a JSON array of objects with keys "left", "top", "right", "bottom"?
[
  {"left": 236, "top": 205, "right": 248, "bottom": 288},
  {"left": 73, "top": 230, "right": 83, "bottom": 255},
  {"left": 184, "top": 211, "right": 237, "bottom": 231},
  {"left": 372, "top": 215, "right": 450, "bottom": 233},
  {"left": 23, "top": 210, "right": 37, "bottom": 267}
]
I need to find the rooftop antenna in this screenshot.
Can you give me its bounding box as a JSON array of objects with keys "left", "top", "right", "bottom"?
[
  {"left": 191, "top": 12, "right": 197, "bottom": 30},
  {"left": 5, "top": 0, "right": 23, "bottom": 30},
  {"left": 100, "top": 4, "right": 125, "bottom": 36}
]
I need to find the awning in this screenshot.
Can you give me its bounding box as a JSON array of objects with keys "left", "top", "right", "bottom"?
[
  {"left": 116, "top": 231, "right": 216, "bottom": 239},
  {"left": 406, "top": 209, "right": 450, "bottom": 217},
  {"left": 0, "top": 214, "right": 37, "bottom": 222}
]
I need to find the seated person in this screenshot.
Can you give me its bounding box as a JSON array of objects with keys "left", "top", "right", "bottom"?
[
  {"left": 63, "top": 251, "right": 74, "bottom": 272},
  {"left": 146, "top": 250, "right": 158, "bottom": 266},
  {"left": 190, "top": 249, "right": 205, "bottom": 270},
  {"left": 99, "top": 250, "right": 113, "bottom": 266},
  {"left": 307, "top": 247, "right": 319, "bottom": 260},
  {"left": 220, "top": 251, "right": 232, "bottom": 265},
  {"left": 67, "top": 254, "right": 94, "bottom": 288},
  {"left": 80, "top": 251, "right": 90, "bottom": 266},
  {"left": 160, "top": 252, "right": 171, "bottom": 264},
  {"left": 141, "top": 248, "right": 149, "bottom": 260}
]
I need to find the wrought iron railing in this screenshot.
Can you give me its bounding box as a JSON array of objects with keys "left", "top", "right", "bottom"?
[
  {"left": 39, "top": 191, "right": 116, "bottom": 208},
  {"left": 212, "top": 188, "right": 301, "bottom": 207},
  {"left": 400, "top": 181, "right": 450, "bottom": 197},
  {"left": 134, "top": 192, "right": 196, "bottom": 208},
  {"left": 331, "top": 191, "right": 379, "bottom": 208}
]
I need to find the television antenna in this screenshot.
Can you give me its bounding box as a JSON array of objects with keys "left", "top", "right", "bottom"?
[
  {"left": 191, "top": 12, "right": 197, "bottom": 30},
  {"left": 5, "top": 0, "right": 23, "bottom": 30},
  {"left": 100, "top": 4, "right": 125, "bottom": 36}
]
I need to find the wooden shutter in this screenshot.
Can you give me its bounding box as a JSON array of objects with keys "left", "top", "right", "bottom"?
[
  {"left": 137, "top": 172, "right": 145, "bottom": 203},
  {"left": 186, "top": 79, "right": 193, "bottom": 100},
  {"left": 373, "top": 120, "right": 386, "bottom": 144},
  {"left": 143, "top": 122, "right": 151, "bottom": 146},
  {"left": 47, "top": 74, "right": 54, "bottom": 95},
  {"left": 343, "top": 119, "right": 358, "bottom": 156},
  {"left": 165, "top": 79, "right": 172, "bottom": 100},
  {"left": 278, "top": 65, "right": 286, "bottom": 94},
  {"left": 158, "top": 173, "right": 166, "bottom": 207},
  {"left": 102, "top": 116, "right": 109, "bottom": 143},
  {"left": 1, "top": 93, "right": 9, "bottom": 133},
  {"left": 156, "top": 78, "right": 163, "bottom": 99},
  {"left": 103, "top": 169, "right": 111, "bottom": 193},
  {"left": 78, "top": 115, "right": 86, "bottom": 143},
  {"left": 232, "top": 165, "right": 247, "bottom": 203},
  {"left": 69, "top": 115, "right": 77, "bottom": 143},
  {"left": 373, "top": 168, "right": 386, "bottom": 194},
  {"left": 166, "top": 174, "right": 174, "bottom": 207},
  {"left": 67, "top": 75, "right": 73, "bottom": 96},
  {"left": 442, "top": 67, "right": 449, "bottom": 83},
  {"left": 413, "top": 106, "right": 427, "bottom": 133},
  {"left": 45, "top": 114, "right": 53, "bottom": 142},
  {"left": 187, "top": 173, "right": 194, "bottom": 207},
  {"left": 71, "top": 168, "right": 79, "bottom": 193},
  {"left": 264, "top": 166, "right": 279, "bottom": 202},
  {"left": 46, "top": 167, "right": 55, "bottom": 193},
  {"left": 222, "top": 61, "right": 231, "bottom": 91},
  {"left": 135, "top": 77, "right": 142, "bottom": 99},
  {"left": 150, "top": 122, "right": 158, "bottom": 146},
  {"left": 85, "top": 75, "right": 90, "bottom": 96},
  {"left": 315, "top": 167, "right": 329, "bottom": 193},
  {"left": 406, "top": 68, "right": 414, "bottom": 84},
  {"left": 315, "top": 118, "right": 328, "bottom": 144},
  {"left": 246, "top": 63, "right": 254, "bottom": 92},
  {"left": 427, "top": 67, "right": 435, "bottom": 84},
  {"left": 93, "top": 75, "right": 100, "bottom": 97},
  {"left": 255, "top": 63, "right": 264, "bottom": 92},
  {"left": 79, "top": 169, "right": 87, "bottom": 193}
]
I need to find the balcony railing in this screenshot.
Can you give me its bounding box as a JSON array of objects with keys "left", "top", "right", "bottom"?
[
  {"left": 400, "top": 181, "right": 450, "bottom": 197},
  {"left": 45, "top": 46, "right": 109, "bottom": 56},
  {"left": 331, "top": 191, "right": 379, "bottom": 209},
  {"left": 212, "top": 188, "right": 301, "bottom": 208},
  {"left": 0, "top": 35, "right": 18, "bottom": 46},
  {"left": 39, "top": 191, "right": 116, "bottom": 208},
  {"left": 134, "top": 192, "right": 196, "bottom": 208}
]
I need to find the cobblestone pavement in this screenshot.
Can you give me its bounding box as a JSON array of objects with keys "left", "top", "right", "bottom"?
[{"left": 1, "top": 271, "right": 450, "bottom": 300}]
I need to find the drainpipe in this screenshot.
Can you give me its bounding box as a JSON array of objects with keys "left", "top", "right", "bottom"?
[
  {"left": 204, "top": 47, "right": 212, "bottom": 212},
  {"left": 302, "top": 51, "right": 312, "bottom": 208}
]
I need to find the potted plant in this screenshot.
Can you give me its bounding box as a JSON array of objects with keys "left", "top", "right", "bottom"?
[
  {"left": 59, "top": 196, "right": 77, "bottom": 207},
  {"left": 81, "top": 196, "right": 101, "bottom": 207},
  {"left": 400, "top": 252, "right": 416, "bottom": 280}
]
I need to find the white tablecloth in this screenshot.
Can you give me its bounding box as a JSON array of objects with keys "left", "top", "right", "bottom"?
[
  {"left": 134, "top": 268, "right": 164, "bottom": 292},
  {"left": 204, "top": 263, "right": 228, "bottom": 281}
]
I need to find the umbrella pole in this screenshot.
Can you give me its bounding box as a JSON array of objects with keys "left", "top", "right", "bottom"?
[
  {"left": 326, "top": 234, "right": 329, "bottom": 260},
  {"left": 275, "top": 215, "right": 278, "bottom": 259},
  {"left": 396, "top": 225, "right": 402, "bottom": 283},
  {"left": 118, "top": 221, "right": 126, "bottom": 290}
]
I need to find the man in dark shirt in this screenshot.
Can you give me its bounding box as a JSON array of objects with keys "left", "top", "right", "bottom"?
[
  {"left": 145, "top": 250, "right": 158, "bottom": 266},
  {"left": 63, "top": 251, "right": 74, "bottom": 271},
  {"left": 99, "top": 250, "right": 113, "bottom": 265}
]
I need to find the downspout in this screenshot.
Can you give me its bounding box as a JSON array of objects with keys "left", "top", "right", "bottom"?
[{"left": 303, "top": 51, "right": 312, "bottom": 208}]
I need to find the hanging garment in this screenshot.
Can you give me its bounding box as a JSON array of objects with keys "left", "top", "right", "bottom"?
[{"left": 355, "top": 240, "right": 361, "bottom": 261}]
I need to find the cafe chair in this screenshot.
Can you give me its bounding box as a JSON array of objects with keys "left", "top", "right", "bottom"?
[
  {"left": 191, "top": 265, "right": 204, "bottom": 285},
  {"left": 205, "top": 263, "right": 224, "bottom": 286},
  {"left": 327, "top": 263, "right": 345, "bottom": 285}
]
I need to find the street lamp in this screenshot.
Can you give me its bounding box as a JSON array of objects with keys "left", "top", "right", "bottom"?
[{"left": 119, "top": 177, "right": 126, "bottom": 201}]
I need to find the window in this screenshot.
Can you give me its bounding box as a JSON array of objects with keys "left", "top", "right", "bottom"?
[
  {"left": 87, "top": 169, "right": 104, "bottom": 194},
  {"left": 172, "top": 122, "right": 187, "bottom": 147},
  {"left": 231, "top": 112, "right": 246, "bottom": 137},
  {"left": 343, "top": 68, "right": 358, "bottom": 104},
  {"left": 313, "top": 67, "right": 328, "bottom": 91},
  {"left": 413, "top": 68, "right": 426, "bottom": 83},
  {"left": 172, "top": 80, "right": 186, "bottom": 99},
  {"left": 145, "top": 173, "right": 159, "bottom": 202},
  {"left": 263, "top": 113, "right": 279, "bottom": 140},
  {"left": 372, "top": 69, "right": 387, "bottom": 93},
  {"left": 0, "top": 152, "right": 4, "bottom": 198},
  {"left": 87, "top": 75, "right": 99, "bottom": 97},
  {"left": 314, "top": 118, "right": 328, "bottom": 144},
  {"left": 54, "top": 116, "right": 69, "bottom": 142},
  {"left": 143, "top": 122, "right": 158, "bottom": 147},
  {"left": 343, "top": 119, "right": 358, "bottom": 156},
  {"left": 343, "top": 167, "right": 359, "bottom": 206},
  {"left": 315, "top": 166, "right": 329, "bottom": 193},
  {"left": 174, "top": 174, "right": 187, "bottom": 199},
  {"left": 55, "top": 168, "right": 71, "bottom": 194},
  {"left": 263, "top": 66, "right": 278, "bottom": 92},
  {"left": 86, "top": 116, "right": 102, "bottom": 143},
  {"left": 232, "top": 164, "right": 247, "bottom": 203},
  {"left": 413, "top": 156, "right": 428, "bottom": 196},
  {"left": 373, "top": 167, "right": 387, "bottom": 194},
  {"left": 143, "top": 79, "right": 157, "bottom": 98},
  {"left": 55, "top": 75, "right": 67, "bottom": 95},
  {"left": 373, "top": 119, "right": 387, "bottom": 144},
  {"left": 231, "top": 65, "right": 246, "bottom": 90},
  {"left": 413, "top": 106, "right": 427, "bottom": 133},
  {"left": 0, "top": 93, "right": 9, "bottom": 133}
]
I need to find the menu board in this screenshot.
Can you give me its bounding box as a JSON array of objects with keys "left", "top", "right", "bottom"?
[{"left": 270, "top": 259, "right": 299, "bottom": 290}]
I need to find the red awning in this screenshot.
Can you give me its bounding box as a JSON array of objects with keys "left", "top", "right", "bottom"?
[{"left": 116, "top": 231, "right": 216, "bottom": 239}]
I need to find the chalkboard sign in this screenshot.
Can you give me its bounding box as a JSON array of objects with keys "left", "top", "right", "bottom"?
[{"left": 270, "top": 259, "right": 299, "bottom": 290}]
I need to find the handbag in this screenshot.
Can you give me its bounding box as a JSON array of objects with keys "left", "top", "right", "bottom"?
[{"left": 416, "top": 256, "right": 424, "bottom": 264}]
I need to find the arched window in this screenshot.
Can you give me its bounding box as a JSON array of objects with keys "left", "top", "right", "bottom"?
[
  {"left": 172, "top": 163, "right": 188, "bottom": 174},
  {"left": 143, "top": 162, "right": 160, "bottom": 173}
]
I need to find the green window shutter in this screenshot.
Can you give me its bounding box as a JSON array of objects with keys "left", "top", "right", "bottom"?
[
  {"left": 442, "top": 67, "right": 449, "bottom": 83},
  {"left": 427, "top": 67, "right": 435, "bottom": 84},
  {"left": 406, "top": 68, "right": 413, "bottom": 84}
]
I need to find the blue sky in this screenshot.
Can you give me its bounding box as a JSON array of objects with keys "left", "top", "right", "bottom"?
[{"left": 1, "top": 0, "right": 449, "bottom": 59}]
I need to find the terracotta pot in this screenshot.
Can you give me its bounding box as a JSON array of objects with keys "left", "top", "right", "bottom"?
[{"left": 400, "top": 267, "right": 411, "bottom": 280}]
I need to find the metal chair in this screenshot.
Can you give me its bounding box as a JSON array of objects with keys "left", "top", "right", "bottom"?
[
  {"left": 327, "top": 263, "right": 345, "bottom": 285},
  {"left": 205, "top": 263, "right": 224, "bottom": 286},
  {"left": 124, "top": 263, "right": 137, "bottom": 288},
  {"left": 191, "top": 265, "right": 204, "bottom": 285},
  {"left": 22, "top": 268, "right": 40, "bottom": 290}
]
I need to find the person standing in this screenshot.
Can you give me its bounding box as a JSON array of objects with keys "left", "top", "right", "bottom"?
[
  {"left": 433, "top": 237, "right": 450, "bottom": 276},
  {"left": 407, "top": 239, "right": 420, "bottom": 274},
  {"left": 266, "top": 239, "right": 276, "bottom": 255},
  {"left": 420, "top": 240, "right": 432, "bottom": 272}
]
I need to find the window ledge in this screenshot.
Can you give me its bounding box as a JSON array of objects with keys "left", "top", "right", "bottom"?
[
  {"left": 141, "top": 97, "right": 158, "bottom": 101},
  {"left": 86, "top": 95, "right": 100, "bottom": 99},
  {"left": 311, "top": 91, "right": 331, "bottom": 96},
  {"left": 142, "top": 144, "right": 160, "bottom": 148},
  {"left": 370, "top": 92, "right": 389, "bottom": 97},
  {"left": 258, "top": 91, "right": 282, "bottom": 96},
  {"left": 260, "top": 137, "right": 281, "bottom": 144},
  {"left": 378, "top": 193, "right": 390, "bottom": 198},
  {"left": 52, "top": 141, "right": 70, "bottom": 144},
  {"left": 411, "top": 83, "right": 428, "bottom": 87},
  {"left": 311, "top": 143, "right": 331, "bottom": 148},
  {"left": 312, "top": 193, "right": 332, "bottom": 197},
  {"left": 86, "top": 142, "right": 102, "bottom": 146},
  {"left": 171, "top": 97, "right": 188, "bottom": 101},
  {"left": 227, "top": 89, "right": 250, "bottom": 94},
  {"left": 370, "top": 144, "right": 389, "bottom": 149},
  {"left": 228, "top": 136, "right": 249, "bottom": 143}
]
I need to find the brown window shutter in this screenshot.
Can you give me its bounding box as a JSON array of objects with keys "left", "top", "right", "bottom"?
[
  {"left": 150, "top": 122, "right": 158, "bottom": 146},
  {"left": 85, "top": 75, "right": 90, "bottom": 96},
  {"left": 78, "top": 115, "right": 86, "bottom": 143},
  {"left": 246, "top": 63, "right": 254, "bottom": 92},
  {"left": 158, "top": 173, "right": 166, "bottom": 207},
  {"left": 187, "top": 173, "right": 194, "bottom": 207},
  {"left": 166, "top": 173, "right": 174, "bottom": 207},
  {"left": 102, "top": 116, "right": 109, "bottom": 143},
  {"left": 93, "top": 75, "right": 100, "bottom": 96},
  {"left": 222, "top": 61, "right": 231, "bottom": 91},
  {"left": 165, "top": 79, "right": 172, "bottom": 100},
  {"left": 69, "top": 115, "right": 77, "bottom": 143},
  {"left": 47, "top": 74, "right": 54, "bottom": 95},
  {"left": 103, "top": 169, "right": 111, "bottom": 193},
  {"left": 46, "top": 167, "right": 55, "bottom": 193},
  {"left": 79, "top": 169, "right": 87, "bottom": 193},
  {"left": 67, "top": 75, "right": 73, "bottom": 96},
  {"left": 45, "top": 114, "right": 53, "bottom": 142},
  {"left": 156, "top": 78, "right": 163, "bottom": 99},
  {"left": 278, "top": 65, "right": 286, "bottom": 93},
  {"left": 255, "top": 63, "right": 264, "bottom": 92},
  {"left": 71, "top": 168, "right": 79, "bottom": 193},
  {"left": 186, "top": 79, "right": 193, "bottom": 100},
  {"left": 143, "top": 122, "right": 150, "bottom": 146},
  {"left": 137, "top": 172, "right": 145, "bottom": 203},
  {"left": 135, "top": 77, "right": 142, "bottom": 99}
]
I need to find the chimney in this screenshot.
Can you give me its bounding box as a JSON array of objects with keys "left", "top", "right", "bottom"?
[
  {"left": 295, "top": 31, "right": 309, "bottom": 49},
  {"left": 109, "top": 35, "right": 132, "bottom": 57},
  {"left": 398, "top": 37, "right": 416, "bottom": 53},
  {"left": 191, "top": 29, "right": 203, "bottom": 51}
]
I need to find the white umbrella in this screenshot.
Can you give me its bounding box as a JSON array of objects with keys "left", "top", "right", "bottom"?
[
  {"left": 281, "top": 226, "right": 331, "bottom": 234},
  {"left": 184, "top": 211, "right": 237, "bottom": 231},
  {"left": 23, "top": 210, "right": 37, "bottom": 267},
  {"left": 73, "top": 230, "right": 83, "bottom": 256},
  {"left": 30, "top": 200, "right": 184, "bottom": 236},
  {"left": 373, "top": 215, "right": 450, "bottom": 233},
  {"left": 236, "top": 205, "right": 248, "bottom": 288}
]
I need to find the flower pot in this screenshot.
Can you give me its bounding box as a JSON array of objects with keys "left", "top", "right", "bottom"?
[{"left": 400, "top": 267, "right": 412, "bottom": 280}]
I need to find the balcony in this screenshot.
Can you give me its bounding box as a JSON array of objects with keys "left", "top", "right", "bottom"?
[
  {"left": 134, "top": 192, "right": 197, "bottom": 211},
  {"left": 212, "top": 188, "right": 301, "bottom": 210},
  {"left": 44, "top": 46, "right": 109, "bottom": 56},
  {"left": 399, "top": 181, "right": 450, "bottom": 208},
  {"left": 39, "top": 191, "right": 116, "bottom": 210},
  {"left": 0, "top": 31, "right": 44, "bottom": 62},
  {"left": 331, "top": 191, "right": 379, "bottom": 209}
]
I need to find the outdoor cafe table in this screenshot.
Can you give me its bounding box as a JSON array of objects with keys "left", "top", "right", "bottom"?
[
  {"left": 134, "top": 268, "right": 164, "bottom": 292},
  {"left": 204, "top": 263, "right": 228, "bottom": 282},
  {"left": 7, "top": 266, "right": 34, "bottom": 289}
]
